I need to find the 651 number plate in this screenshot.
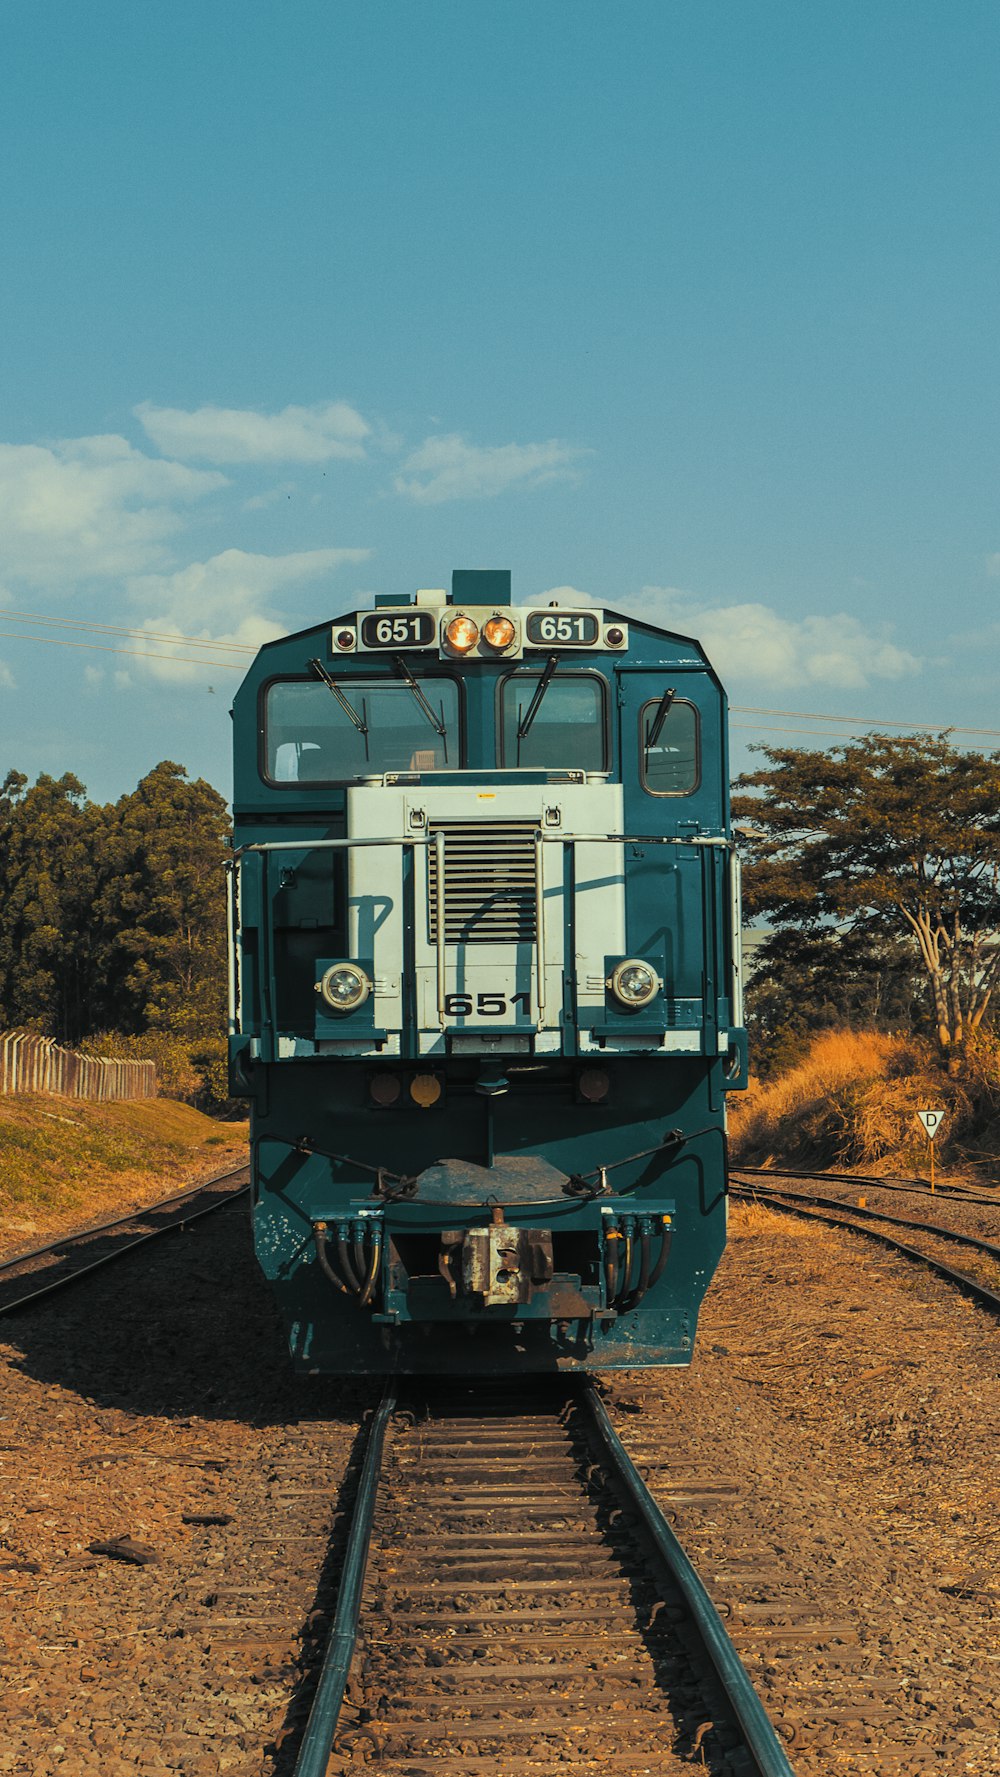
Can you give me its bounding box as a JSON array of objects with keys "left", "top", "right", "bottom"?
[
  {"left": 525, "top": 610, "right": 600, "bottom": 646},
  {"left": 444, "top": 991, "right": 531, "bottom": 1017},
  {"left": 359, "top": 610, "right": 437, "bottom": 649}
]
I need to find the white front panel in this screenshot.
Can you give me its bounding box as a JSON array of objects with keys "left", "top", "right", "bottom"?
[{"left": 346, "top": 779, "right": 624, "bottom": 1047}]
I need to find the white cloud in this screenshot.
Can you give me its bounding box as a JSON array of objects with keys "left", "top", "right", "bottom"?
[
  {"left": 0, "top": 659, "right": 14, "bottom": 690},
  {"left": 548, "top": 582, "right": 921, "bottom": 691},
  {"left": 629, "top": 587, "right": 921, "bottom": 690},
  {"left": 393, "top": 434, "right": 589, "bottom": 504},
  {"left": 0, "top": 435, "right": 226, "bottom": 585},
  {"left": 135, "top": 400, "right": 371, "bottom": 464},
  {"left": 126, "top": 546, "right": 370, "bottom": 681},
  {"left": 84, "top": 665, "right": 104, "bottom": 690}
]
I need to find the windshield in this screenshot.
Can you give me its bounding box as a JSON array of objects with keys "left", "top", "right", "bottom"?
[
  {"left": 500, "top": 673, "right": 607, "bottom": 769},
  {"left": 265, "top": 676, "right": 460, "bottom": 782}
]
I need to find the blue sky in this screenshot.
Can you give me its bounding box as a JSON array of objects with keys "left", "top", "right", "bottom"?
[{"left": 1, "top": 2, "right": 997, "bottom": 802}]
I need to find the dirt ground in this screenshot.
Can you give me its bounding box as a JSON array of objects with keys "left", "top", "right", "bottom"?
[{"left": 605, "top": 1195, "right": 1000, "bottom": 1773}]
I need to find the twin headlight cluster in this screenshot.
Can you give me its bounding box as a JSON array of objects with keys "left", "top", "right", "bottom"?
[
  {"left": 443, "top": 612, "right": 517, "bottom": 655},
  {"left": 317, "top": 958, "right": 662, "bottom": 1015}
]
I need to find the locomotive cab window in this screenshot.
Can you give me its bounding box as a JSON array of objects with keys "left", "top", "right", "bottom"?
[
  {"left": 499, "top": 672, "right": 608, "bottom": 770},
  {"left": 640, "top": 697, "right": 700, "bottom": 796},
  {"left": 265, "top": 675, "right": 461, "bottom": 783}
]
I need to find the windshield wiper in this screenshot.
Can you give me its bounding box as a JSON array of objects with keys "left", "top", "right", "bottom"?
[
  {"left": 392, "top": 655, "right": 447, "bottom": 739},
  {"left": 309, "top": 658, "right": 368, "bottom": 736},
  {"left": 645, "top": 685, "right": 677, "bottom": 752},
  {"left": 517, "top": 653, "right": 559, "bottom": 742}
]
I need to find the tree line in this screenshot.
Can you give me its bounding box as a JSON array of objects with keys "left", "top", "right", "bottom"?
[
  {"left": 0, "top": 761, "right": 230, "bottom": 1102},
  {"left": 2, "top": 732, "right": 997, "bottom": 1096},
  {"left": 735, "top": 733, "right": 1000, "bottom": 1075}
]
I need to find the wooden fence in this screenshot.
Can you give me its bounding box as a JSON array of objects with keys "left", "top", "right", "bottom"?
[{"left": 0, "top": 1032, "right": 157, "bottom": 1102}]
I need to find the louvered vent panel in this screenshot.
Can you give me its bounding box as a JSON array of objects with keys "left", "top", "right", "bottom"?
[{"left": 428, "top": 821, "right": 538, "bottom": 943}]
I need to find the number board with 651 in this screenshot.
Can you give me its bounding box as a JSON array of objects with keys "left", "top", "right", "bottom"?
[{"left": 524, "top": 611, "right": 601, "bottom": 647}]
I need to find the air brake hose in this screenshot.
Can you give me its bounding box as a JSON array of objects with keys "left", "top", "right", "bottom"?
[
  {"left": 622, "top": 1229, "right": 652, "bottom": 1312},
  {"left": 359, "top": 1231, "right": 382, "bottom": 1307},
  {"left": 618, "top": 1232, "right": 633, "bottom": 1306},
  {"left": 312, "top": 1223, "right": 350, "bottom": 1295},
  {"left": 648, "top": 1219, "right": 673, "bottom": 1289},
  {"left": 337, "top": 1225, "right": 363, "bottom": 1294},
  {"left": 604, "top": 1226, "right": 621, "bottom": 1305},
  {"left": 351, "top": 1221, "right": 368, "bottom": 1294}
]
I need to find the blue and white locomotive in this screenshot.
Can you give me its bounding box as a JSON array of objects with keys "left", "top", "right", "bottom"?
[{"left": 228, "top": 569, "right": 746, "bottom": 1373}]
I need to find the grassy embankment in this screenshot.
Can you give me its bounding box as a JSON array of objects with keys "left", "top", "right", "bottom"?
[
  {"left": 729, "top": 1028, "right": 1000, "bottom": 1177},
  {"left": 0, "top": 1096, "right": 248, "bottom": 1255}
]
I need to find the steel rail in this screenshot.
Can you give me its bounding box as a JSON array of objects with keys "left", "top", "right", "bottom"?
[
  {"left": 0, "top": 1180, "right": 251, "bottom": 1316},
  {"left": 732, "top": 1162, "right": 1000, "bottom": 1207},
  {"left": 733, "top": 1177, "right": 1000, "bottom": 1262},
  {"left": 580, "top": 1380, "right": 797, "bottom": 1777},
  {"left": 730, "top": 1184, "right": 1000, "bottom": 1315},
  {"left": 0, "top": 1164, "right": 249, "bottom": 1276},
  {"left": 292, "top": 1381, "right": 398, "bottom": 1777}
]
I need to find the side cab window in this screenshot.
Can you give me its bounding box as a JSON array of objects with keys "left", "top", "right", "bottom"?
[{"left": 639, "top": 697, "right": 700, "bottom": 796}]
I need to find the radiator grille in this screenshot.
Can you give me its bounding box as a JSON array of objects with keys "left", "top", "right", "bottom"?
[{"left": 428, "top": 821, "right": 538, "bottom": 943}]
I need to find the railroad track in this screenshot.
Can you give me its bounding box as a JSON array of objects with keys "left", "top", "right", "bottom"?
[
  {"left": 0, "top": 1163, "right": 250, "bottom": 1314},
  {"left": 730, "top": 1170, "right": 1000, "bottom": 1314},
  {"left": 732, "top": 1162, "right": 1000, "bottom": 1208},
  {"left": 289, "top": 1381, "right": 796, "bottom": 1777}
]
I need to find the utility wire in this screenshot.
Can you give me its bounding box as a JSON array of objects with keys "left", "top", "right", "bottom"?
[
  {"left": 0, "top": 606, "right": 257, "bottom": 654},
  {"left": 0, "top": 604, "right": 998, "bottom": 740},
  {"left": 0, "top": 630, "right": 244, "bottom": 670}
]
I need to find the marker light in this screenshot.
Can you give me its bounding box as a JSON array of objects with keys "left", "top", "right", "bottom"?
[
  {"left": 578, "top": 1067, "right": 611, "bottom": 1103},
  {"left": 608, "top": 959, "right": 660, "bottom": 1009},
  {"left": 316, "top": 963, "right": 370, "bottom": 1012},
  {"left": 409, "top": 1073, "right": 443, "bottom": 1107},
  {"left": 369, "top": 1072, "right": 402, "bottom": 1106},
  {"left": 482, "top": 615, "right": 516, "bottom": 651},
  {"left": 444, "top": 614, "right": 479, "bottom": 653}
]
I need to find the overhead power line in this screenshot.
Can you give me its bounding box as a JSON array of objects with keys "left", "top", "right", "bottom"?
[
  {"left": 0, "top": 630, "right": 244, "bottom": 670},
  {"left": 0, "top": 604, "right": 997, "bottom": 740},
  {"left": 0, "top": 606, "right": 257, "bottom": 655},
  {"left": 732, "top": 704, "right": 1000, "bottom": 740}
]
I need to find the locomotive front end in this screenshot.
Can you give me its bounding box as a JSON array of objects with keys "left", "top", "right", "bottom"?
[{"left": 229, "top": 570, "right": 746, "bottom": 1373}]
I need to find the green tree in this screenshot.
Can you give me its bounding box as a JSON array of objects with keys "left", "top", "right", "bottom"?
[
  {"left": 95, "top": 761, "right": 231, "bottom": 1041},
  {"left": 0, "top": 770, "right": 108, "bottom": 1042},
  {"left": 734, "top": 734, "right": 1000, "bottom": 1065}
]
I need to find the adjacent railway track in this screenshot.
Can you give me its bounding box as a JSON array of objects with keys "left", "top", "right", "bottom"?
[
  {"left": 0, "top": 1163, "right": 250, "bottom": 1315},
  {"left": 291, "top": 1380, "right": 796, "bottom": 1777},
  {"left": 730, "top": 1169, "right": 1000, "bottom": 1314},
  {"left": 732, "top": 1162, "right": 1000, "bottom": 1208}
]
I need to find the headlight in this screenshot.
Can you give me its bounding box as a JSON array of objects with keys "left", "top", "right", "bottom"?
[
  {"left": 608, "top": 959, "right": 660, "bottom": 1008},
  {"left": 316, "top": 963, "right": 370, "bottom": 1012},
  {"left": 482, "top": 614, "right": 516, "bottom": 651},
  {"left": 444, "top": 614, "right": 479, "bottom": 653}
]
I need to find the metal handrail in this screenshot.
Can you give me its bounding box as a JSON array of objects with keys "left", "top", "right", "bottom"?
[
  {"left": 534, "top": 827, "right": 546, "bottom": 1025},
  {"left": 232, "top": 830, "right": 731, "bottom": 857},
  {"left": 434, "top": 828, "right": 447, "bottom": 1027},
  {"left": 292, "top": 1382, "right": 398, "bottom": 1777}
]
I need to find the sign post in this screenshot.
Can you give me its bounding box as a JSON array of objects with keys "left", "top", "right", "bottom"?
[{"left": 915, "top": 1109, "right": 946, "bottom": 1191}]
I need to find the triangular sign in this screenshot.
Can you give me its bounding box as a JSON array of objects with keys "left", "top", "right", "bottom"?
[{"left": 916, "top": 1109, "right": 945, "bottom": 1138}]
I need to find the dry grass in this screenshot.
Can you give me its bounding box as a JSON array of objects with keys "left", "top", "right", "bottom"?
[
  {"left": 0, "top": 1094, "right": 247, "bottom": 1254},
  {"left": 729, "top": 1027, "right": 1000, "bottom": 1176}
]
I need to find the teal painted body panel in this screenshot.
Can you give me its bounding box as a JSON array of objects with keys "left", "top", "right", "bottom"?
[{"left": 230, "top": 571, "right": 745, "bottom": 1373}]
